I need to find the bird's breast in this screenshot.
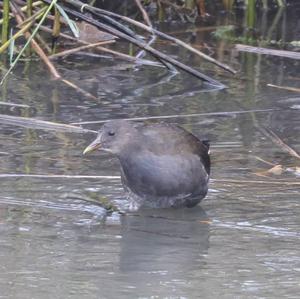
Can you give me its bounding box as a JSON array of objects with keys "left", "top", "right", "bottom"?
[{"left": 119, "top": 152, "right": 208, "bottom": 198}]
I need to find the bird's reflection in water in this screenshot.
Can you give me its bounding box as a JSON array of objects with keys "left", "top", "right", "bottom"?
[{"left": 118, "top": 206, "right": 210, "bottom": 293}]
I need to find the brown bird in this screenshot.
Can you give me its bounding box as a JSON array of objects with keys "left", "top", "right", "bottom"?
[{"left": 83, "top": 120, "right": 210, "bottom": 210}]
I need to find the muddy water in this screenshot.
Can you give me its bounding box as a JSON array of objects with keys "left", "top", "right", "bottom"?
[{"left": 0, "top": 6, "right": 300, "bottom": 299}]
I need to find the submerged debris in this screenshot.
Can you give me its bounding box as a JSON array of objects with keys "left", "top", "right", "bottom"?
[{"left": 0, "top": 0, "right": 237, "bottom": 97}]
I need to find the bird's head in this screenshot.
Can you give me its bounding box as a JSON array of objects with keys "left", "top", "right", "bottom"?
[{"left": 83, "top": 120, "right": 138, "bottom": 156}]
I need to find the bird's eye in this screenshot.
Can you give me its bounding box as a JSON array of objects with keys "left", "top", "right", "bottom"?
[{"left": 108, "top": 131, "right": 115, "bottom": 136}]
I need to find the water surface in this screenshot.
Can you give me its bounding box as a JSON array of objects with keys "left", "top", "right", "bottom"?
[{"left": 0, "top": 5, "right": 299, "bottom": 299}]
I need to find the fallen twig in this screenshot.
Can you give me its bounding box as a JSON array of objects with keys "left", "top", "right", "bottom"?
[
  {"left": 49, "top": 40, "right": 114, "bottom": 59},
  {"left": 0, "top": 114, "right": 96, "bottom": 134},
  {"left": 64, "top": 0, "right": 236, "bottom": 74},
  {"left": 61, "top": 79, "right": 97, "bottom": 100},
  {"left": 70, "top": 108, "right": 278, "bottom": 125},
  {"left": 211, "top": 178, "right": 300, "bottom": 186},
  {"left": 259, "top": 126, "right": 300, "bottom": 159},
  {"left": 0, "top": 101, "right": 30, "bottom": 108},
  {"left": 0, "top": 173, "right": 119, "bottom": 179},
  {"left": 40, "top": 25, "right": 163, "bottom": 67},
  {"left": 236, "top": 44, "right": 300, "bottom": 60},
  {"left": 267, "top": 84, "right": 300, "bottom": 93},
  {"left": 254, "top": 156, "right": 276, "bottom": 166},
  {"left": 55, "top": 3, "right": 226, "bottom": 87},
  {"left": 134, "top": 0, "right": 152, "bottom": 28},
  {"left": 134, "top": 0, "right": 157, "bottom": 61}
]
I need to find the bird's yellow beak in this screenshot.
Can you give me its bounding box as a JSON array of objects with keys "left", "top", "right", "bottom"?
[{"left": 83, "top": 137, "right": 101, "bottom": 155}]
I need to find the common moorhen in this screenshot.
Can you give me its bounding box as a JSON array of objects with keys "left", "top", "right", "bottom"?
[{"left": 83, "top": 120, "right": 210, "bottom": 210}]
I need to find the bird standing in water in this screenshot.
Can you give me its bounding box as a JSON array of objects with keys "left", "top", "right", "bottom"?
[{"left": 83, "top": 120, "right": 210, "bottom": 211}]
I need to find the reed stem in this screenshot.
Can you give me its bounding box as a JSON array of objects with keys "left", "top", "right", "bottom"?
[
  {"left": 27, "top": 0, "right": 33, "bottom": 17},
  {"left": 1, "top": 0, "right": 10, "bottom": 45}
]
